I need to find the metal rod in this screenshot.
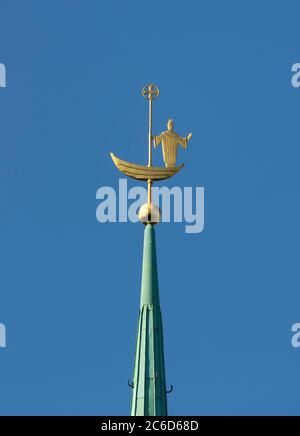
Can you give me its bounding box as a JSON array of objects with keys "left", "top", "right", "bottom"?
[
  {"left": 147, "top": 87, "right": 153, "bottom": 205},
  {"left": 147, "top": 179, "right": 152, "bottom": 204},
  {"left": 148, "top": 97, "right": 152, "bottom": 167}
]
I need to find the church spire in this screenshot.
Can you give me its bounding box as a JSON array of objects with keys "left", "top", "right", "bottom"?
[{"left": 130, "top": 224, "right": 167, "bottom": 416}]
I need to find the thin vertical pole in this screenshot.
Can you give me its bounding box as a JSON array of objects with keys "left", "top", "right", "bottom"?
[
  {"left": 148, "top": 97, "right": 152, "bottom": 167},
  {"left": 147, "top": 179, "right": 152, "bottom": 204},
  {"left": 148, "top": 88, "right": 153, "bottom": 205}
]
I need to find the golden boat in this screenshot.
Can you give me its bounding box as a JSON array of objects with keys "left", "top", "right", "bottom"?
[{"left": 110, "top": 153, "right": 184, "bottom": 181}]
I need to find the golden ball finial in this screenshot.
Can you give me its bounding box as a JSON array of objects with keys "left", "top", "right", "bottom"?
[{"left": 138, "top": 203, "right": 161, "bottom": 225}]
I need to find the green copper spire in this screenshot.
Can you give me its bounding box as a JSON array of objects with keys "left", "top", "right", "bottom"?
[{"left": 130, "top": 224, "right": 168, "bottom": 416}]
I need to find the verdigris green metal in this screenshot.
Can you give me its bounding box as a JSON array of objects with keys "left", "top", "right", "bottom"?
[{"left": 130, "top": 224, "right": 168, "bottom": 416}]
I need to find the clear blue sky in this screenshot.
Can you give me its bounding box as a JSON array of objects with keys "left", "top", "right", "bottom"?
[{"left": 0, "top": 0, "right": 300, "bottom": 416}]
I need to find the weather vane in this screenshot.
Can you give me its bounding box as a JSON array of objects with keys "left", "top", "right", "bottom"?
[{"left": 110, "top": 83, "right": 192, "bottom": 224}]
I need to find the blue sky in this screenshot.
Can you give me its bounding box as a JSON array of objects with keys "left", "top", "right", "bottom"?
[{"left": 0, "top": 0, "right": 300, "bottom": 416}]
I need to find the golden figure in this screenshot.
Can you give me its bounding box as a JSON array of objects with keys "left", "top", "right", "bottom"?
[{"left": 154, "top": 119, "right": 192, "bottom": 168}]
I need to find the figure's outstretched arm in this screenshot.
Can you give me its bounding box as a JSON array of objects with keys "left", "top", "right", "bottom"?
[
  {"left": 177, "top": 136, "right": 187, "bottom": 149},
  {"left": 154, "top": 134, "right": 163, "bottom": 148},
  {"left": 179, "top": 133, "right": 192, "bottom": 149}
]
